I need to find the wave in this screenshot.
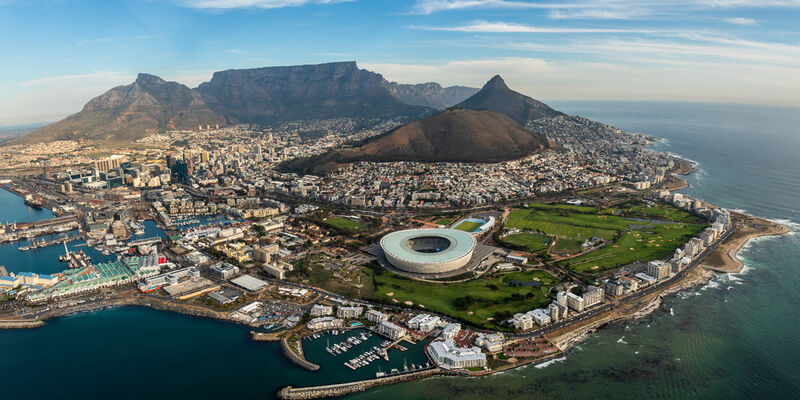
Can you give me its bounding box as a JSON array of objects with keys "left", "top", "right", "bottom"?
[
  {"left": 534, "top": 356, "right": 567, "bottom": 369},
  {"left": 701, "top": 279, "right": 721, "bottom": 291}
]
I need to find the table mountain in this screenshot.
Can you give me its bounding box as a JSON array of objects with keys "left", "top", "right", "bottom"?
[
  {"left": 455, "top": 75, "right": 563, "bottom": 125},
  {"left": 14, "top": 73, "right": 226, "bottom": 144},
  {"left": 196, "top": 61, "right": 432, "bottom": 123},
  {"left": 281, "top": 108, "right": 551, "bottom": 174}
]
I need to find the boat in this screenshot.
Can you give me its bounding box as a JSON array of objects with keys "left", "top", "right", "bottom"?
[{"left": 24, "top": 196, "right": 43, "bottom": 210}]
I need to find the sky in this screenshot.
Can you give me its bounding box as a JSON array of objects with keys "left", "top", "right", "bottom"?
[{"left": 1, "top": 0, "right": 799, "bottom": 125}]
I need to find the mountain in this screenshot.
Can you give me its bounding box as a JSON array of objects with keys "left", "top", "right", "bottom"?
[
  {"left": 196, "top": 61, "right": 432, "bottom": 123},
  {"left": 15, "top": 73, "right": 225, "bottom": 144},
  {"left": 385, "top": 82, "right": 478, "bottom": 109},
  {"left": 455, "top": 75, "right": 563, "bottom": 125},
  {"left": 281, "top": 108, "right": 550, "bottom": 174}
]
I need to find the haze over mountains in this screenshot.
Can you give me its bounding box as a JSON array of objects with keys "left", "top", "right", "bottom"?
[
  {"left": 282, "top": 76, "right": 555, "bottom": 174},
  {"left": 15, "top": 62, "right": 478, "bottom": 144}
]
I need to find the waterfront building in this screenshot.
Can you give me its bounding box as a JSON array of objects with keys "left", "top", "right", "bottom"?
[
  {"left": 336, "top": 306, "right": 363, "bottom": 319},
  {"left": 407, "top": 314, "right": 441, "bottom": 332},
  {"left": 647, "top": 260, "right": 671, "bottom": 281},
  {"left": 634, "top": 272, "right": 657, "bottom": 286},
  {"left": 377, "top": 321, "right": 407, "bottom": 340},
  {"left": 475, "top": 333, "right": 505, "bottom": 352},
  {"left": 139, "top": 267, "right": 201, "bottom": 292},
  {"left": 365, "top": 309, "right": 389, "bottom": 323},
  {"left": 531, "top": 309, "right": 552, "bottom": 326},
  {"left": 583, "top": 286, "right": 605, "bottom": 307},
  {"left": 548, "top": 302, "right": 568, "bottom": 322},
  {"left": 307, "top": 316, "right": 343, "bottom": 330},
  {"left": 512, "top": 313, "right": 535, "bottom": 330},
  {"left": 428, "top": 339, "right": 487, "bottom": 370},
  {"left": 310, "top": 304, "right": 333, "bottom": 317},
  {"left": 441, "top": 323, "right": 461, "bottom": 339},
  {"left": 566, "top": 292, "right": 585, "bottom": 312}
]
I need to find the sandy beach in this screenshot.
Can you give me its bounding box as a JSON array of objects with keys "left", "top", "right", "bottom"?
[{"left": 701, "top": 212, "right": 789, "bottom": 273}]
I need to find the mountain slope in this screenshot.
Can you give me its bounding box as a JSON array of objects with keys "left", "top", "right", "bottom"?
[
  {"left": 196, "top": 61, "right": 432, "bottom": 123},
  {"left": 455, "top": 75, "right": 563, "bottom": 125},
  {"left": 15, "top": 73, "right": 225, "bottom": 144},
  {"left": 385, "top": 82, "right": 478, "bottom": 109},
  {"left": 282, "top": 108, "right": 550, "bottom": 174}
]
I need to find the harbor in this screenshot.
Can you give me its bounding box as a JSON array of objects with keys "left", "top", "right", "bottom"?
[{"left": 302, "top": 328, "right": 433, "bottom": 382}]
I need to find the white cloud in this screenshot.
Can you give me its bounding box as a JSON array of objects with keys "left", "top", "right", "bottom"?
[
  {"left": 178, "top": 0, "right": 354, "bottom": 9},
  {"left": 549, "top": 8, "right": 649, "bottom": 20},
  {"left": 724, "top": 17, "right": 758, "bottom": 25},
  {"left": 411, "top": 20, "right": 658, "bottom": 33},
  {"left": 411, "top": 0, "right": 800, "bottom": 15},
  {"left": 364, "top": 56, "right": 800, "bottom": 107}
]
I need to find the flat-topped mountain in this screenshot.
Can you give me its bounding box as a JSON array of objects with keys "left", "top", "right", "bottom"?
[
  {"left": 15, "top": 73, "right": 226, "bottom": 144},
  {"left": 196, "top": 61, "right": 432, "bottom": 123},
  {"left": 455, "top": 75, "right": 563, "bottom": 125},
  {"left": 281, "top": 107, "right": 550, "bottom": 174},
  {"left": 17, "top": 62, "right": 480, "bottom": 144}
]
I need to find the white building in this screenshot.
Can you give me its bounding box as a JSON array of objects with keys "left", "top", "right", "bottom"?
[
  {"left": 365, "top": 309, "right": 389, "bottom": 323},
  {"left": 583, "top": 285, "right": 604, "bottom": 307},
  {"left": 310, "top": 304, "right": 333, "bottom": 317},
  {"left": 441, "top": 323, "right": 461, "bottom": 340},
  {"left": 337, "top": 306, "right": 363, "bottom": 319},
  {"left": 647, "top": 260, "right": 671, "bottom": 281},
  {"left": 377, "top": 321, "right": 407, "bottom": 340},
  {"left": 566, "top": 292, "right": 585, "bottom": 312},
  {"left": 428, "top": 339, "right": 487, "bottom": 370},
  {"left": 407, "top": 314, "right": 441, "bottom": 333},
  {"left": 307, "top": 316, "right": 343, "bottom": 330},
  {"left": 475, "top": 333, "right": 504, "bottom": 353}
]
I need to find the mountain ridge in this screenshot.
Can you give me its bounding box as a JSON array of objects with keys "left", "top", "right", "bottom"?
[{"left": 14, "top": 62, "right": 480, "bottom": 144}]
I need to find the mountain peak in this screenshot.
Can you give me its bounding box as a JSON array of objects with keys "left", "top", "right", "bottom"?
[
  {"left": 135, "top": 73, "right": 166, "bottom": 86},
  {"left": 484, "top": 75, "right": 508, "bottom": 89},
  {"left": 455, "top": 75, "right": 563, "bottom": 125}
]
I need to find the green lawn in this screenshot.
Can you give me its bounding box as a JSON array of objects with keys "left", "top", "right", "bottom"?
[
  {"left": 434, "top": 218, "right": 454, "bottom": 226},
  {"left": 454, "top": 220, "right": 483, "bottom": 232},
  {"left": 528, "top": 203, "right": 597, "bottom": 213},
  {"left": 324, "top": 217, "right": 367, "bottom": 232},
  {"left": 506, "top": 209, "right": 618, "bottom": 240},
  {"left": 374, "top": 269, "right": 560, "bottom": 330},
  {"left": 552, "top": 238, "right": 585, "bottom": 255},
  {"left": 560, "top": 222, "right": 705, "bottom": 274},
  {"left": 501, "top": 233, "right": 550, "bottom": 253}
]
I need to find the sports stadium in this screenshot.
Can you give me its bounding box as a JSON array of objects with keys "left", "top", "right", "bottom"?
[{"left": 380, "top": 228, "right": 477, "bottom": 274}]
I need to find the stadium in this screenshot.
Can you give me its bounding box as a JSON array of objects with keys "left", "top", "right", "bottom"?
[{"left": 380, "top": 228, "right": 477, "bottom": 274}]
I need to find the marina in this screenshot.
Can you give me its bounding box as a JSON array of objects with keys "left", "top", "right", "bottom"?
[{"left": 302, "top": 328, "right": 432, "bottom": 382}]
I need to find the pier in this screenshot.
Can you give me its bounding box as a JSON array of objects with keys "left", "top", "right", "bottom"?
[{"left": 278, "top": 368, "right": 439, "bottom": 400}]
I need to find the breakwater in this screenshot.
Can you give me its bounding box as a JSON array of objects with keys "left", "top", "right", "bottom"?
[
  {"left": 282, "top": 337, "right": 320, "bottom": 371},
  {"left": 0, "top": 319, "right": 44, "bottom": 329},
  {"left": 278, "top": 368, "right": 440, "bottom": 400}
]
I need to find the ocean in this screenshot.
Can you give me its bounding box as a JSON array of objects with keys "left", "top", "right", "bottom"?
[{"left": 1, "top": 101, "right": 799, "bottom": 399}]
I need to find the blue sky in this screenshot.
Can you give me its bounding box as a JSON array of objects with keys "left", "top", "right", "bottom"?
[{"left": 1, "top": 0, "right": 799, "bottom": 125}]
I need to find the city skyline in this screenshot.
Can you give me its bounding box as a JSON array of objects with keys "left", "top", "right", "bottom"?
[{"left": 1, "top": 0, "right": 800, "bottom": 125}]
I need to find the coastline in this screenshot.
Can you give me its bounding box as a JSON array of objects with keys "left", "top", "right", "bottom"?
[{"left": 701, "top": 212, "right": 789, "bottom": 273}]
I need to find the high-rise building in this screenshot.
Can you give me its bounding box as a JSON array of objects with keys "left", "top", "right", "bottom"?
[
  {"left": 647, "top": 260, "right": 671, "bottom": 281},
  {"left": 583, "top": 286, "right": 604, "bottom": 307}
]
